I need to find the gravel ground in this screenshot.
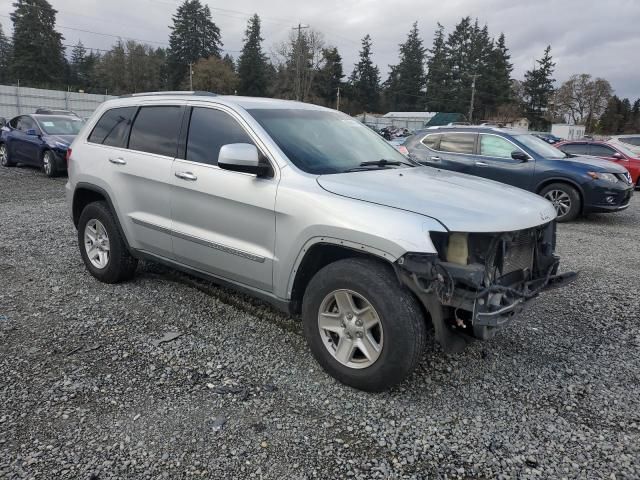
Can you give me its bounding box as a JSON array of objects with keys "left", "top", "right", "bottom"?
[{"left": 1, "top": 165, "right": 639, "bottom": 480}]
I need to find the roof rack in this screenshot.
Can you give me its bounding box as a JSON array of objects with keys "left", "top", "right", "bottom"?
[{"left": 118, "top": 91, "right": 218, "bottom": 98}]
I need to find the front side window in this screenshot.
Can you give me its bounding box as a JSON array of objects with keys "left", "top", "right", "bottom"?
[
  {"left": 480, "top": 135, "right": 516, "bottom": 158},
  {"left": 439, "top": 133, "right": 476, "bottom": 154},
  {"left": 128, "top": 106, "right": 182, "bottom": 157},
  {"left": 247, "top": 108, "right": 411, "bottom": 174},
  {"left": 559, "top": 143, "right": 589, "bottom": 156},
  {"left": 18, "top": 116, "right": 36, "bottom": 132},
  {"left": 590, "top": 144, "right": 617, "bottom": 157},
  {"left": 36, "top": 116, "right": 84, "bottom": 135},
  {"left": 88, "top": 107, "right": 137, "bottom": 147},
  {"left": 186, "top": 107, "right": 254, "bottom": 166}
]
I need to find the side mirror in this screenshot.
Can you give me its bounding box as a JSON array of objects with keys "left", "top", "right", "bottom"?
[
  {"left": 612, "top": 152, "right": 624, "bottom": 160},
  {"left": 511, "top": 150, "right": 529, "bottom": 161},
  {"left": 26, "top": 128, "right": 39, "bottom": 136},
  {"left": 218, "top": 143, "right": 270, "bottom": 176}
]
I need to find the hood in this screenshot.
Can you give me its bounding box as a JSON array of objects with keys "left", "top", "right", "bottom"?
[
  {"left": 45, "top": 134, "right": 76, "bottom": 146},
  {"left": 317, "top": 167, "right": 557, "bottom": 233},
  {"left": 562, "top": 155, "right": 628, "bottom": 173}
]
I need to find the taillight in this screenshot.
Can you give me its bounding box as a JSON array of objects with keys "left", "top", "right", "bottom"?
[
  {"left": 65, "top": 148, "right": 72, "bottom": 166},
  {"left": 397, "top": 145, "right": 409, "bottom": 156}
]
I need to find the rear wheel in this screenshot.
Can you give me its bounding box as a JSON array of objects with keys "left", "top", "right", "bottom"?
[
  {"left": 42, "top": 150, "right": 58, "bottom": 177},
  {"left": 301, "top": 258, "right": 427, "bottom": 392},
  {"left": 540, "top": 183, "right": 581, "bottom": 222},
  {"left": 0, "top": 143, "right": 16, "bottom": 167},
  {"left": 78, "top": 201, "right": 138, "bottom": 283}
]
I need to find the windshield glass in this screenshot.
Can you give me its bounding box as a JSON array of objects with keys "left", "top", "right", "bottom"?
[
  {"left": 514, "top": 133, "right": 566, "bottom": 159},
  {"left": 620, "top": 137, "right": 640, "bottom": 147},
  {"left": 613, "top": 142, "right": 638, "bottom": 157},
  {"left": 36, "top": 116, "right": 84, "bottom": 135},
  {"left": 247, "top": 108, "right": 413, "bottom": 174}
]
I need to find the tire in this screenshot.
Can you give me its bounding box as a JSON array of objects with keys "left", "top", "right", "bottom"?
[
  {"left": 540, "top": 182, "right": 581, "bottom": 222},
  {"left": 302, "top": 258, "right": 427, "bottom": 392},
  {"left": 42, "top": 150, "right": 58, "bottom": 177},
  {"left": 77, "top": 201, "right": 138, "bottom": 283},
  {"left": 0, "top": 143, "right": 16, "bottom": 167}
]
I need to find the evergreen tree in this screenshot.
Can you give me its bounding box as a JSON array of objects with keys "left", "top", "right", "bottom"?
[
  {"left": 167, "top": 0, "right": 222, "bottom": 88},
  {"left": 0, "top": 23, "right": 12, "bottom": 83},
  {"left": 10, "top": 0, "right": 65, "bottom": 87},
  {"left": 490, "top": 33, "right": 513, "bottom": 107},
  {"left": 316, "top": 47, "right": 344, "bottom": 107},
  {"left": 237, "top": 14, "right": 270, "bottom": 96},
  {"left": 69, "top": 40, "right": 87, "bottom": 87},
  {"left": 425, "top": 23, "right": 449, "bottom": 112},
  {"left": 523, "top": 45, "right": 555, "bottom": 129},
  {"left": 222, "top": 53, "right": 235, "bottom": 72},
  {"left": 190, "top": 56, "right": 238, "bottom": 94},
  {"left": 385, "top": 22, "right": 426, "bottom": 111},
  {"left": 350, "top": 34, "right": 380, "bottom": 112}
]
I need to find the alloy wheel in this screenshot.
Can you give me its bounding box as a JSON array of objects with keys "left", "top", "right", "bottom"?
[
  {"left": 0, "top": 145, "right": 7, "bottom": 166},
  {"left": 43, "top": 151, "right": 53, "bottom": 175},
  {"left": 84, "top": 219, "right": 110, "bottom": 269},
  {"left": 317, "top": 289, "right": 384, "bottom": 369},
  {"left": 544, "top": 189, "right": 571, "bottom": 218}
]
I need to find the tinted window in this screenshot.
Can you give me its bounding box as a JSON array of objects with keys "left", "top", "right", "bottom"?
[
  {"left": 620, "top": 137, "right": 640, "bottom": 147},
  {"left": 421, "top": 134, "right": 440, "bottom": 150},
  {"left": 590, "top": 144, "right": 617, "bottom": 157},
  {"left": 88, "top": 107, "right": 137, "bottom": 147},
  {"left": 480, "top": 135, "right": 515, "bottom": 158},
  {"left": 561, "top": 143, "right": 589, "bottom": 155},
  {"left": 186, "top": 108, "right": 254, "bottom": 166},
  {"left": 8, "top": 117, "right": 19, "bottom": 129},
  {"left": 128, "top": 106, "right": 182, "bottom": 157},
  {"left": 18, "top": 116, "right": 36, "bottom": 131},
  {"left": 439, "top": 133, "right": 476, "bottom": 154}
]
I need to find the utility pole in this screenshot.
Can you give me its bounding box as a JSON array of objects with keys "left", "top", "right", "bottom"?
[
  {"left": 468, "top": 74, "right": 480, "bottom": 123},
  {"left": 292, "top": 23, "right": 309, "bottom": 101},
  {"left": 188, "top": 62, "right": 194, "bottom": 91},
  {"left": 336, "top": 86, "right": 341, "bottom": 111}
]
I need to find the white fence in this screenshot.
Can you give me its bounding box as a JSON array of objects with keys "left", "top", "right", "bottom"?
[{"left": 0, "top": 84, "right": 116, "bottom": 120}]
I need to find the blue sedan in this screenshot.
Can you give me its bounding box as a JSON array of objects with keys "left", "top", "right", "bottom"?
[{"left": 0, "top": 114, "right": 84, "bottom": 177}]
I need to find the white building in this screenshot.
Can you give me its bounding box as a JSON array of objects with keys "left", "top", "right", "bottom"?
[{"left": 551, "top": 124, "right": 586, "bottom": 140}]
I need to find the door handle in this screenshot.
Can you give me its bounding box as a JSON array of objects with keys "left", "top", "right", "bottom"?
[
  {"left": 475, "top": 161, "right": 489, "bottom": 167},
  {"left": 109, "top": 157, "right": 126, "bottom": 165},
  {"left": 430, "top": 156, "right": 441, "bottom": 161},
  {"left": 175, "top": 171, "right": 197, "bottom": 181}
]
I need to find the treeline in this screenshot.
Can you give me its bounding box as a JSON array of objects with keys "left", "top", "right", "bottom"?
[{"left": 0, "top": 0, "right": 637, "bottom": 134}]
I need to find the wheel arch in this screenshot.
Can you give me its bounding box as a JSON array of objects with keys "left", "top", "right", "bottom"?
[{"left": 536, "top": 177, "right": 585, "bottom": 213}]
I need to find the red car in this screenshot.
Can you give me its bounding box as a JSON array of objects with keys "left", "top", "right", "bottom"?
[{"left": 556, "top": 140, "right": 640, "bottom": 188}]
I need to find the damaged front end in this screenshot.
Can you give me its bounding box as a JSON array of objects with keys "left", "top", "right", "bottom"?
[{"left": 395, "top": 222, "right": 577, "bottom": 353}]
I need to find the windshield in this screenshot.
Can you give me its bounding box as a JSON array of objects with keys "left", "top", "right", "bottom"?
[
  {"left": 613, "top": 142, "right": 638, "bottom": 157},
  {"left": 36, "top": 116, "right": 84, "bottom": 135},
  {"left": 514, "top": 133, "right": 567, "bottom": 159},
  {"left": 620, "top": 136, "right": 640, "bottom": 147},
  {"left": 247, "top": 108, "right": 413, "bottom": 174}
]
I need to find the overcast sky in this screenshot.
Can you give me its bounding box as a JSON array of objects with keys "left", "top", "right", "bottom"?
[{"left": 1, "top": 0, "right": 639, "bottom": 99}]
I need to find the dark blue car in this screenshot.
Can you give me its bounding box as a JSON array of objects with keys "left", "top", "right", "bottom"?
[
  {"left": 0, "top": 114, "right": 84, "bottom": 177},
  {"left": 404, "top": 127, "right": 634, "bottom": 222}
]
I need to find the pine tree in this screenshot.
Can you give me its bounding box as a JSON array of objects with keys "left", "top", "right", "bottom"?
[
  {"left": 350, "top": 34, "right": 380, "bottom": 112},
  {"left": 385, "top": 22, "right": 426, "bottom": 111},
  {"left": 222, "top": 53, "right": 235, "bottom": 73},
  {"left": 490, "top": 33, "right": 513, "bottom": 107},
  {"left": 69, "top": 40, "right": 87, "bottom": 87},
  {"left": 425, "top": 23, "right": 449, "bottom": 112},
  {"left": 0, "top": 23, "right": 12, "bottom": 83},
  {"left": 237, "top": 14, "right": 270, "bottom": 96},
  {"left": 10, "top": 0, "right": 65, "bottom": 87},
  {"left": 316, "top": 47, "right": 344, "bottom": 107},
  {"left": 523, "top": 45, "right": 555, "bottom": 129},
  {"left": 167, "top": 0, "right": 222, "bottom": 88}
]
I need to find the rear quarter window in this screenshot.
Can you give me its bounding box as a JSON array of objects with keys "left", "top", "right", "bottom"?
[{"left": 88, "top": 107, "right": 137, "bottom": 148}]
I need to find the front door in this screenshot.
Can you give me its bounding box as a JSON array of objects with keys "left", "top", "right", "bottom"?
[
  {"left": 170, "top": 106, "right": 277, "bottom": 292},
  {"left": 472, "top": 134, "right": 535, "bottom": 190}
]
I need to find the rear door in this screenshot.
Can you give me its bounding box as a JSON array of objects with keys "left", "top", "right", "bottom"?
[
  {"left": 429, "top": 132, "right": 478, "bottom": 174},
  {"left": 472, "top": 134, "right": 535, "bottom": 189},
  {"left": 170, "top": 104, "right": 277, "bottom": 292},
  {"left": 97, "top": 103, "right": 184, "bottom": 259}
]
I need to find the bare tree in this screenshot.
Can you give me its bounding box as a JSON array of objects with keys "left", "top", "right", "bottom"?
[{"left": 555, "top": 74, "right": 612, "bottom": 131}]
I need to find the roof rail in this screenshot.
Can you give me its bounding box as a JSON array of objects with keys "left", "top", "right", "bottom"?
[{"left": 118, "top": 91, "right": 218, "bottom": 98}]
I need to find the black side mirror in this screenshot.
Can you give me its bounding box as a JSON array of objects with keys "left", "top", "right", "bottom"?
[{"left": 511, "top": 150, "right": 529, "bottom": 161}]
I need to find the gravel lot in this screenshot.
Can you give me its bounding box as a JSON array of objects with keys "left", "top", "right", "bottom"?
[{"left": 1, "top": 165, "right": 639, "bottom": 479}]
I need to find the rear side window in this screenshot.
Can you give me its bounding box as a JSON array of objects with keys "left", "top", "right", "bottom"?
[
  {"left": 439, "top": 133, "right": 476, "bottom": 154},
  {"left": 128, "top": 106, "right": 182, "bottom": 157},
  {"left": 88, "top": 107, "right": 137, "bottom": 147},
  {"left": 480, "top": 135, "right": 515, "bottom": 158},
  {"left": 561, "top": 143, "right": 589, "bottom": 155},
  {"left": 186, "top": 107, "right": 254, "bottom": 166},
  {"left": 590, "top": 144, "right": 617, "bottom": 157},
  {"left": 421, "top": 134, "right": 440, "bottom": 150}
]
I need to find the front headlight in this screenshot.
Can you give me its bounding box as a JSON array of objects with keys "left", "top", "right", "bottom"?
[{"left": 588, "top": 171, "right": 618, "bottom": 183}]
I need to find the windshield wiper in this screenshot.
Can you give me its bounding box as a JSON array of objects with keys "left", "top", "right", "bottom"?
[{"left": 359, "top": 159, "right": 404, "bottom": 167}]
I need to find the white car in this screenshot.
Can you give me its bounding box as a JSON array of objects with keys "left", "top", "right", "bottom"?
[{"left": 608, "top": 135, "right": 640, "bottom": 156}]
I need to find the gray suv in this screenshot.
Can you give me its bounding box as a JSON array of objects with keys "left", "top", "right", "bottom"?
[{"left": 67, "top": 92, "right": 575, "bottom": 391}]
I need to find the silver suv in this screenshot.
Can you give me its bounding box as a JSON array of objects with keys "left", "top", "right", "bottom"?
[{"left": 66, "top": 92, "right": 575, "bottom": 391}]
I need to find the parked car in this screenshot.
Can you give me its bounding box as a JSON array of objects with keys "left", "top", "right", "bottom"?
[
  {"left": 403, "top": 127, "right": 633, "bottom": 222},
  {"left": 555, "top": 140, "right": 640, "bottom": 188},
  {"left": 35, "top": 107, "right": 81, "bottom": 118},
  {"left": 531, "top": 131, "right": 563, "bottom": 144},
  {"left": 608, "top": 135, "right": 640, "bottom": 156},
  {"left": 67, "top": 93, "right": 575, "bottom": 391},
  {"left": 0, "top": 114, "right": 83, "bottom": 176}
]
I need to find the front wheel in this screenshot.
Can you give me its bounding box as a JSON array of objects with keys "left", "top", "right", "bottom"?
[
  {"left": 42, "top": 150, "right": 58, "bottom": 177},
  {"left": 0, "top": 143, "right": 16, "bottom": 167},
  {"left": 302, "top": 258, "right": 427, "bottom": 392},
  {"left": 540, "top": 183, "right": 581, "bottom": 222}
]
